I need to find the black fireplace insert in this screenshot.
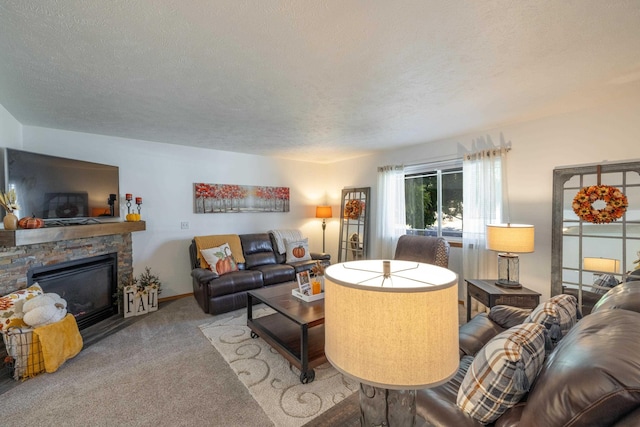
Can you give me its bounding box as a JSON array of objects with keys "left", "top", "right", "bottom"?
[{"left": 27, "top": 253, "right": 118, "bottom": 330}]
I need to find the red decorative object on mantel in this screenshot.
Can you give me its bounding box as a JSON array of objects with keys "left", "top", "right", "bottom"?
[{"left": 124, "top": 194, "right": 142, "bottom": 217}]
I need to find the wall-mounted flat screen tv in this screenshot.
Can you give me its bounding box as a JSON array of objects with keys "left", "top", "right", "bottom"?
[{"left": 1, "top": 148, "right": 120, "bottom": 224}]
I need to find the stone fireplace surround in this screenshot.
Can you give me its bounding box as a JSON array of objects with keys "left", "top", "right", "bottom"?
[
  {"left": 0, "top": 222, "right": 146, "bottom": 391},
  {"left": 0, "top": 221, "right": 145, "bottom": 307}
]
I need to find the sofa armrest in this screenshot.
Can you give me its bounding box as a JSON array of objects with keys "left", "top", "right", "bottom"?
[
  {"left": 191, "top": 268, "right": 219, "bottom": 284},
  {"left": 519, "top": 309, "right": 640, "bottom": 427},
  {"left": 311, "top": 252, "right": 330, "bottom": 261},
  {"left": 592, "top": 280, "right": 640, "bottom": 314},
  {"left": 488, "top": 305, "right": 532, "bottom": 329},
  {"left": 417, "top": 356, "right": 484, "bottom": 426},
  {"left": 616, "top": 406, "right": 640, "bottom": 426},
  {"left": 459, "top": 313, "right": 506, "bottom": 358}
]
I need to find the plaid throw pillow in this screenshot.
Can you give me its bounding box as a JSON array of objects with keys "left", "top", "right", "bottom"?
[
  {"left": 457, "top": 323, "right": 547, "bottom": 424},
  {"left": 592, "top": 274, "right": 619, "bottom": 294},
  {"left": 524, "top": 294, "right": 580, "bottom": 345}
]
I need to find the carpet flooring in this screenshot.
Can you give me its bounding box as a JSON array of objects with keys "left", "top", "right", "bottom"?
[
  {"left": 0, "top": 296, "right": 468, "bottom": 427},
  {"left": 0, "top": 297, "right": 274, "bottom": 426},
  {"left": 199, "top": 306, "right": 359, "bottom": 426}
]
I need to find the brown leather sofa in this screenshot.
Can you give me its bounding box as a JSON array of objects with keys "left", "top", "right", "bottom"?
[
  {"left": 418, "top": 281, "right": 640, "bottom": 426},
  {"left": 189, "top": 232, "right": 329, "bottom": 315}
]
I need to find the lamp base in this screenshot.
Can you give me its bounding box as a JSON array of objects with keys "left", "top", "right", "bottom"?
[
  {"left": 321, "top": 220, "right": 326, "bottom": 253},
  {"left": 359, "top": 384, "right": 416, "bottom": 426},
  {"left": 494, "top": 279, "right": 522, "bottom": 289},
  {"left": 496, "top": 253, "right": 521, "bottom": 288}
]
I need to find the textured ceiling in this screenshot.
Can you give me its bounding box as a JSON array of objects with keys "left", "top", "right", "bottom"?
[{"left": 1, "top": 1, "right": 640, "bottom": 163}]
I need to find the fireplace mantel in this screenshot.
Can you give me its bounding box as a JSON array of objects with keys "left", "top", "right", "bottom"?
[{"left": 0, "top": 221, "right": 146, "bottom": 247}]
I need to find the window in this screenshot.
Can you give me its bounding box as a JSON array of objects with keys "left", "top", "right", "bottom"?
[{"left": 404, "top": 160, "right": 463, "bottom": 239}]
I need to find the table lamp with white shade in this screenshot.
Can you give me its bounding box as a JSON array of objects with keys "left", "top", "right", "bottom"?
[
  {"left": 583, "top": 257, "right": 620, "bottom": 274},
  {"left": 486, "top": 223, "right": 535, "bottom": 288},
  {"left": 584, "top": 257, "right": 621, "bottom": 292},
  {"left": 324, "top": 260, "right": 459, "bottom": 426}
]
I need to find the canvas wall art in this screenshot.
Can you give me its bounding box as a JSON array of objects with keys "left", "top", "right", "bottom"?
[{"left": 194, "top": 183, "right": 290, "bottom": 213}]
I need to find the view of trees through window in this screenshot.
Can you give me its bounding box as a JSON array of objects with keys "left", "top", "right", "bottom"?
[{"left": 405, "top": 166, "right": 463, "bottom": 238}]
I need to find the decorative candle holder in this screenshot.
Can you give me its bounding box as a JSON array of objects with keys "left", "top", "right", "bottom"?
[
  {"left": 125, "top": 193, "right": 133, "bottom": 214},
  {"left": 136, "top": 200, "right": 142, "bottom": 216}
]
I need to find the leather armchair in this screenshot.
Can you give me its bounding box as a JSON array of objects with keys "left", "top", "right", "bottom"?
[{"left": 393, "top": 235, "right": 450, "bottom": 267}]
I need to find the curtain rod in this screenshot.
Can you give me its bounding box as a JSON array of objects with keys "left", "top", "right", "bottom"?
[
  {"left": 464, "top": 146, "right": 511, "bottom": 161},
  {"left": 377, "top": 165, "right": 404, "bottom": 172}
]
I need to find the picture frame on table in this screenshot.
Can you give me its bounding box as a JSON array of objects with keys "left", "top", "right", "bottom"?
[{"left": 297, "top": 271, "right": 311, "bottom": 296}]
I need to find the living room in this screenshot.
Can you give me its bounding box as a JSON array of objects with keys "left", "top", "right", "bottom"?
[
  {"left": 1, "top": 1, "right": 640, "bottom": 425},
  {"left": 2, "top": 89, "right": 638, "bottom": 305}
]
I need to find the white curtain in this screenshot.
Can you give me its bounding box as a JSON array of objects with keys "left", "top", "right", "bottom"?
[
  {"left": 462, "top": 147, "right": 509, "bottom": 311},
  {"left": 376, "top": 165, "right": 406, "bottom": 259}
]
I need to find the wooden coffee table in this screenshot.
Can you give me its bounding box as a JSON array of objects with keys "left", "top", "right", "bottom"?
[{"left": 247, "top": 282, "right": 326, "bottom": 384}]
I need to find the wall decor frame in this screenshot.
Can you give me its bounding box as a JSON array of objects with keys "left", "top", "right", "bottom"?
[
  {"left": 194, "top": 183, "right": 290, "bottom": 213},
  {"left": 551, "top": 161, "right": 640, "bottom": 314},
  {"left": 338, "top": 187, "right": 370, "bottom": 262}
]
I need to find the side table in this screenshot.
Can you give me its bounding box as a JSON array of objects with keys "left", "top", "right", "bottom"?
[{"left": 466, "top": 279, "right": 541, "bottom": 321}]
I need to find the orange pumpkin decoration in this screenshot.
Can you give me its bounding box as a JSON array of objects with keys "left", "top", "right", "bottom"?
[
  {"left": 216, "top": 257, "right": 232, "bottom": 274},
  {"left": 292, "top": 245, "right": 306, "bottom": 258},
  {"left": 18, "top": 216, "right": 45, "bottom": 229}
]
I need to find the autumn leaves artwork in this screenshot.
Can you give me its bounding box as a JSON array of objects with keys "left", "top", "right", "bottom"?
[{"left": 194, "top": 183, "right": 290, "bottom": 213}]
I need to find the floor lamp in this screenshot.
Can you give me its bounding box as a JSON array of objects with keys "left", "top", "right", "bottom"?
[
  {"left": 324, "top": 260, "right": 459, "bottom": 426},
  {"left": 315, "top": 206, "right": 332, "bottom": 252}
]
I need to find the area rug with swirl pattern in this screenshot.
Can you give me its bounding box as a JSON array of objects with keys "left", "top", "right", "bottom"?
[{"left": 199, "top": 306, "right": 358, "bottom": 427}]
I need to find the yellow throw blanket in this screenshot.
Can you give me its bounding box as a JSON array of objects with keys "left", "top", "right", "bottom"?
[
  {"left": 31, "top": 314, "right": 83, "bottom": 374},
  {"left": 24, "top": 331, "right": 44, "bottom": 379},
  {"left": 194, "top": 234, "right": 245, "bottom": 268}
]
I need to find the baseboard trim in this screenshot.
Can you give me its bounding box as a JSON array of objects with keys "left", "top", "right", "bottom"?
[{"left": 159, "top": 292, "right": 193, "bottom": 303}]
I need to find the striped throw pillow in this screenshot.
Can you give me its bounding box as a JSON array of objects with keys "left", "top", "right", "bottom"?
[
  {"left": 524, "top": 294, "right": 580, "bottom": 345},
  {"left": 457, "top": 322, "right": 547, "bottom": 424}
]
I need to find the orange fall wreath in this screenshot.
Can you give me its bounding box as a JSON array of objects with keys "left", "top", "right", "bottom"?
[
  {"left": 344, "top": 199, "right": 364, "bottom": 220},
  {"left": 572, "top": 184, "right": 628, "bottom": 224}
]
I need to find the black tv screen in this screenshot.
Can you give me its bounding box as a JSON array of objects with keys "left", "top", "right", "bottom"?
[{"left": 3, "top": 148, "right": 120, "bottom": 223}]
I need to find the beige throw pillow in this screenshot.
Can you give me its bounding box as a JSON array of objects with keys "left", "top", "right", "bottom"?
[
  {"left": 284, "top": 238, "right": 311, "bottom": 263},
  {"left": 200, "top": 243, "right": 239, "bottom": 276}
]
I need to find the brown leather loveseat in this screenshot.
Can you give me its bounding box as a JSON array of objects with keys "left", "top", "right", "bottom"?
[
  {"left": 189, "top": 232, "right": 329, "bottom": 315},
  {"left": 418, "top": 281, "right": 640, "bottom": 426}
]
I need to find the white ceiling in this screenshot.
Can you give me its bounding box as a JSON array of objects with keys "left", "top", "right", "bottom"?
[{"left": 1, "top": 1, "right": 640, "bottom": 163}]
